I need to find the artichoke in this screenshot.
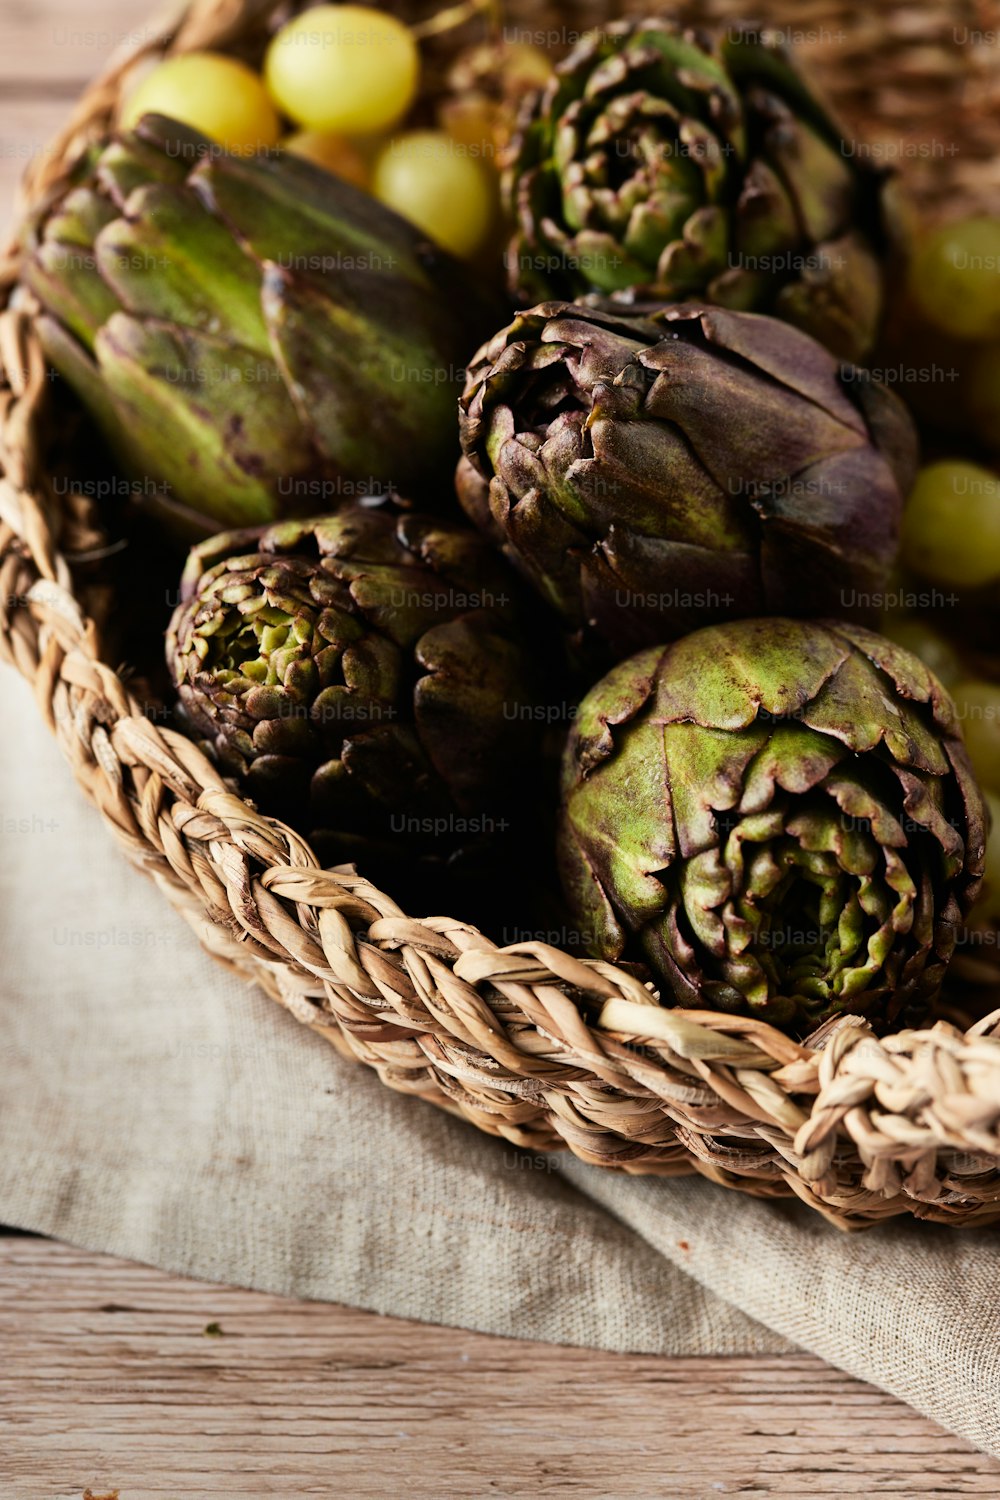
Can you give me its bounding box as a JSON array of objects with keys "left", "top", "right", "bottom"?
[
  {"left": 505, "top": 17, "right": 891, "bottom": 361},
  {"left": 24, "top": 115, "right": 499, "bottom": 534},
  {"left": 558, "top": 618, "right": 987, "bottom": 1035},
  {"left": 166, "top": 505, "right": 538, "bottom": 846},
  {"left": 457, "top": 301, "right": 917, "bottom": 658}
]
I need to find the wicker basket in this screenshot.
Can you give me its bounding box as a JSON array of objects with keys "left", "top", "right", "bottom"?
[{"left": 3, "top": 0, "right": 1000, "bottom": 1231}]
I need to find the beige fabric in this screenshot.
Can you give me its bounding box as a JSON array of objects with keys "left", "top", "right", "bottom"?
[{"left": 2, "top": 667, "right": 999, "bottom": 1457}]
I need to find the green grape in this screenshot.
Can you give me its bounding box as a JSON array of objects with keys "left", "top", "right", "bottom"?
[
  {"left": 901, "top": 461, "right": 1000, "bottom": 588},
  {"left": 373, "top": 131, "right": 495, "bottom": 259},
  {"left": 910, "top": 217, "right": 1000, "bottom": 340},
  {"left": 266, "top": 6, "right": 419, "bottom": 135},
  {"left": 121, "top": 53, "right": 281, "bottom": 153},
  {"left": 952, "top": 680, "right": 1000, "bottom": 795}
]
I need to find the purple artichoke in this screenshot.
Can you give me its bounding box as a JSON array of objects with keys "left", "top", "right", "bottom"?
[
  {"left": 558, "top": 617, "right": 987, "bottom": 1035},
  {"left": 166, "top": 505, "right": 538, "bottom": 848},
  {"left": 458, "top": 301, "right": 917, "bottom": 658},
  {"left": 504, "top": 16, "right": 892, "bottom": 361}
]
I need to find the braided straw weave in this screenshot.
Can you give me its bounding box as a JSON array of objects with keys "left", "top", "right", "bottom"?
[{"left": 2, "top": 0, "right": 1000, "bottom": 1230}]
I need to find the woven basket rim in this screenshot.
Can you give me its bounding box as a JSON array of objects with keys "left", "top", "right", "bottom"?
[{"left": 3, "top": 0, "right": 1000, "bottom": 1232}]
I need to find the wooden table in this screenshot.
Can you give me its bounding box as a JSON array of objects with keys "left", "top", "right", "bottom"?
[
  {"left": 3, "top": 1234, "right": 1000, "bottom": 1498},
  {"left": 3, "top": 4, "right": 1000, "bottom": 1495}
]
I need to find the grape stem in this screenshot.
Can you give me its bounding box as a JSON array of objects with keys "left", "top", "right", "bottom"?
[{"left": 410, "top": 0, "right": 502, "bottom": 43}]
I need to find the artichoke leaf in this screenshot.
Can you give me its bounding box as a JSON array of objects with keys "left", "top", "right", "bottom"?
[
  {"left": 94, "top": 314, "right": 309, "bottom": 528},
  {"left": 94, "top": 183, "right": 270, "bottom": 354}
]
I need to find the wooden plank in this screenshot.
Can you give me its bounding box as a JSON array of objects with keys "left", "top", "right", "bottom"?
[
  {"left": 0, "top": 1239, "right": 998, "bottom": 1498},
  {"left": 1, "top": 101, "right": 79, "bottom": 237},
  {"left": 0, "top": 0, "right": 164, "bottom": 238},
  {"left": 0, "top": 0, "right": 158, "bottom": 85}
]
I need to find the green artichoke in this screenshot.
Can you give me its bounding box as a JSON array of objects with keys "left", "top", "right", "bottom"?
[
  {"left": 24, "top": 115, "right": 499, "bottom": 534},
  {"left": 505, "top": 17, "right": 891, "bottom": 361},
  {"left": 166, "top": 505, "right": 538, "bottom": 846},
  {"left": 457, "top": 301, "right": 916, "bottom": 658},
  {"left": 558, "top": 618, "right": 986, "bottom": 1035}
]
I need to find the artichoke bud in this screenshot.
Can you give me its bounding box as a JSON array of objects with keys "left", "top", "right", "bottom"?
[
  {"left": 24, "top": 114, "right": 503, "bottom": 536},
  {"left": 459, "top": 301, "right": 917, "bottom": 659},
  {"left": 167, "top": 503, "right": 540, "bottom": 851},
  {"left": 505, "top": 17, "right": 893, "bottom": 360},
  {"left": 558, "top": 618, "right": 987, "bottom": 1036}
]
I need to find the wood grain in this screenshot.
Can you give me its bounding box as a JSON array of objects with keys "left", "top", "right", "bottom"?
[
  {"left": 0, "top": 3, "right": 124, "bottom": 237},
  {"left": 1, "top": 101, "right": 75, "bottom": 233},
  {"left": 1, "top": 1238, "right": 999, "bottom": 1499},
  {"left": 0, "top": 0, "right": 154, "bottom": 85}
]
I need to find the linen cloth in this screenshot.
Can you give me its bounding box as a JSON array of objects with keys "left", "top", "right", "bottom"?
[{"left": 2, "top": 667, "right": 999, "bottom": 1458}]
